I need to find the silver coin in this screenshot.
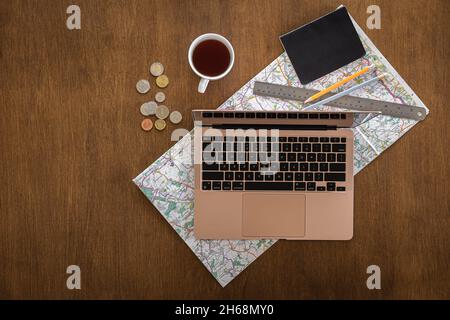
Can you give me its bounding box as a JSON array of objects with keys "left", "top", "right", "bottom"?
[
  {"left": 169, "top": 111, "right": 183, "bottom": 124},
  {"left": 150, "top": 62, "right": 164, "bottom": 77},
  {"left": 140, "top": 101, "right": 157, "bottom": 116},
  {"left": 136, "top": 79, "right": 150, "bottom": 94},
  {"left": 155, "top": 91, "right": 166, "bottom": 103},
  {"left": 155, "top": 105, "right": 170, "bottom": 120}
]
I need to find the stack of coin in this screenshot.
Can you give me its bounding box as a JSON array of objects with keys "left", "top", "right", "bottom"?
[
  {"left": 137, "top": 61, "right": 182, "bottom": 133},
  {"left": 140, "top": 101, "right": 157, "bottom": 116}
]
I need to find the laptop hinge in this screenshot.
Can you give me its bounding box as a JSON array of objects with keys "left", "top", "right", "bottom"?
[{"left": 210, "top": 124, "right": 337, "bottom": 130}]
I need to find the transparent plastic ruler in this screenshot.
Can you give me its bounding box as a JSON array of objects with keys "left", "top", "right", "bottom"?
[{"left": 253, "top": 81, "right": 426, "bottom": 121}]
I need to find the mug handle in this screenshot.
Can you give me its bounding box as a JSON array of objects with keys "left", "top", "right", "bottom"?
[{"left": 198, "top": 78, "right": 209, "bottom": 94}]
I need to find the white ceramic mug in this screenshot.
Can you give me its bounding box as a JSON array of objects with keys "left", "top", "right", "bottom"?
[{"left": 188, "top": 33, "right": 235, "bottom": 93}]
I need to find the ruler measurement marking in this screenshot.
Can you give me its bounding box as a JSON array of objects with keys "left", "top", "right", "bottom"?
[{"left": 253, "top": 81, "right": 426, "bottom": 121}]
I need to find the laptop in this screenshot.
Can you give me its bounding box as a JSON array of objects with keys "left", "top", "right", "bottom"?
[{"left": 193, "top": 110, "right": 379, "bottom": 240}]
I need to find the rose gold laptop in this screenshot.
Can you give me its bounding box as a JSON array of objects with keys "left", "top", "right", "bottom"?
[{"left": 193, "top": 110, "right": 379, "bottom": 240}]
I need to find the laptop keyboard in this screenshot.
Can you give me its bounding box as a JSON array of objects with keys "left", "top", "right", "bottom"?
[{"left": 201, "top": 135, "right": 348, "bottom": 192}]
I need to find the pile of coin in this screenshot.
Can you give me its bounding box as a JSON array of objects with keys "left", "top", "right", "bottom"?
[{"left": 136, "top": 62, "right": 183, "bottom": 132}]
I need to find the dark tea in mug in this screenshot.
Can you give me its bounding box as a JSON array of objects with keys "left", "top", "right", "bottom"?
[{"left": 192, "top": 39, "right": 231, "bottom": 77}]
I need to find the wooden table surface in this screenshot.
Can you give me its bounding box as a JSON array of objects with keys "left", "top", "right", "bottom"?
[{"left": 1, "top": 0, "right": 449, "bottom": 300}]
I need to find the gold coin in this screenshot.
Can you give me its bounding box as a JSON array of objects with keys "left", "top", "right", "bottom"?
[
  {"left": 169, "top": 111, "right": 183, "bottom": 124},
  {"left": 154, "top": 119, "right": 166, "bottom": 131},
  {"left": 141, "top": 118, "right": 153, "bottom": 131},
  {"left": 150, "top": 62, "right": 164, "bottom": 77},
  {"left": 156, "top": 75, "right": 169, "bottom": 88},
  {"left": 155, "top": 104, "right": 170, "bottom": 119}
]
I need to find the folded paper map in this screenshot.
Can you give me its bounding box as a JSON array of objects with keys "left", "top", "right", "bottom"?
[{"left": 133, "top": 17, "right": 428, "bottom": 287}]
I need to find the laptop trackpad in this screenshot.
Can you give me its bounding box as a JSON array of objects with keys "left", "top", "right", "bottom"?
[{"left": 242, "top": 193, "right": 306, "bottom": 238}]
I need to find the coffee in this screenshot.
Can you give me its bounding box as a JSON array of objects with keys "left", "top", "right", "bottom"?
[{"left": 192, "top": 39, "right": 230, "bottom": 77}]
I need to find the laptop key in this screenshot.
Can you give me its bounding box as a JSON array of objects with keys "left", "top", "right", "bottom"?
[
  {"left": 275, "top": 172, "right": 284, "bottom": 181},
  {"left": 295, "top": 172, "right": 304, "bottom": 181},
  {"left": 317, "top": 186, "right": 326, "bottom": 191},
  {"left": 309, "top": 163, "right": 318, "bottom": 171},
  {"left": 202, "top": 181, "right": 211, "bottom": 190},
  {"left": 255, "top": 172, "right": 264, "bottom": 181},
  {"left": 222, "top": 181, "right": 231, "bottom": 190},
  {"left": 202, "top": 172, "right": 223, "bottom": 180},
  {"left": 314, "top": 173, "right": 324, "bottom": 181},
  {"left": 329, "top": 163, "right": 346, "bottom": 172},
  {"left": 299, "top": 163, "right": 308, "bottom": 171},
  {"left": 307, "top": 182, "right": 316, "bottom": 191},
  {"left": 212, "top": 181, "right": 221, "bottom": 190},
  {"left": 337, "top": 186, "right": 346, "bottom": 191},
  {"left": 289, "top": 163, "right": 299, "bottom": 171},
  {"left": 245, "top": 172, "right": 254, "bottom": 180},
  {"left": 232, "top": 181, "right": 244, "bottom": 190},
  {"left": 332, "top": 144, "right": 346, "bottom": 152},
  {"left": 320, "top": 163, "right": 329, "bottom": 171},
  {"left": 245, "top": 182, "right": 293, "bottom": 191},
  {"left": 297, "top": 153, "right": 306, "bottom": 162},
  {"left": 317, "top": 153, "right": 326, "bottom": 162},
  {"left": 327, "top": 153, "right": 336, "bottom": 162},
  {"left": 305, "top": 173, "right": 313, "bottom": 181},
  {"left": 235, "top": 172, "right": 244, "bottom": 180},
  {"left": 327, "top": 182, "right": 336, "bottom": 191},
  {"left": 307, "top": 153, "right": 316, "bottom": 162},
  {"left": 225, "top": 172, "right": 234, "bottom": 180},
  {"left": 239, "top": 163, "right": 249, "bottom": 171},
  {"left": 322, "top": 144, "right": 331, "bottom": 152},
  {"left": 285, "top": 172, "right": 293, "bottom": 181},
  {"left": 325, "top": 173, "right": 346, "bottom": 181},
  {"left": 295, "top": 182, "right": 306, "bottom": 191},
  {"left": 288, "top": 153, "right": 296, "bottom": 161},
  {"left": 293, "top": 143, "right": 301, "bottom": 152},
  {"left": 202, "top": 163, "right": 219, "bottom": 170},
  {"left": 312, "top": 143, "right": 321, "bottom": 152},
  {"left": 302, "top": 143, "right": 311, "bottom": 152},
  {"left": 337, "top": 153, "right": 346, "bottom": 162},
  {"left": 264, "top": 174, "right": 274, "bottom": 181},
  {"left": 282, "top": 143, "right": 291, "bottom": 152},
  {"left": 280, "top": 163, "right": 289, "bottom": 171}
]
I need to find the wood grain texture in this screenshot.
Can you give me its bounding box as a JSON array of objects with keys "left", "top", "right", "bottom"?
[{"left": 0, "top": 0, "right": 449, "bottom": 299}]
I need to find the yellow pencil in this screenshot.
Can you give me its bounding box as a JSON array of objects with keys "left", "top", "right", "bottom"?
[{"left": 304, "top": 65, "right": 374, "bottom": 104}]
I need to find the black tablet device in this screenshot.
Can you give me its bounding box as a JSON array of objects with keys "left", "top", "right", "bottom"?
[{"left": 280, "top": 7, "right": 366, "bottom": 84}]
